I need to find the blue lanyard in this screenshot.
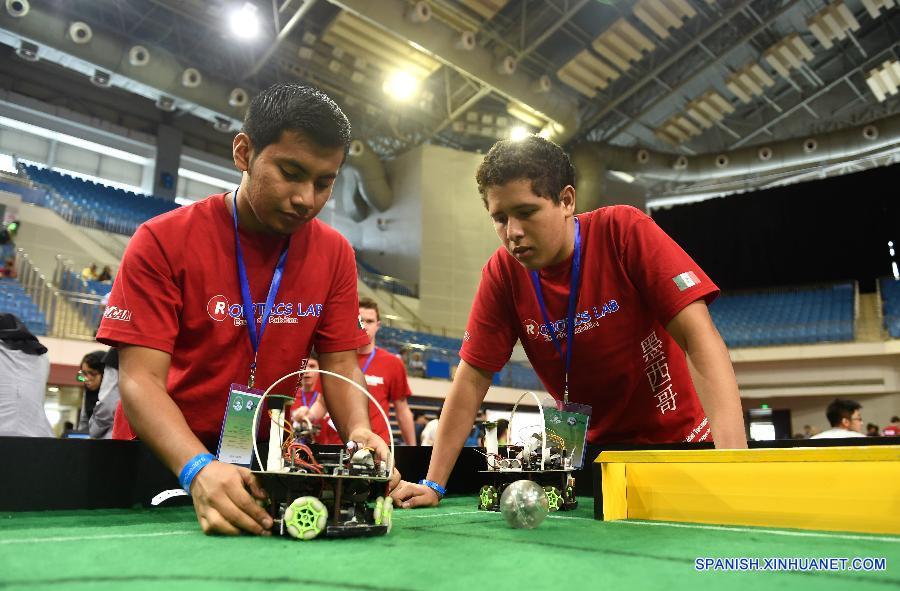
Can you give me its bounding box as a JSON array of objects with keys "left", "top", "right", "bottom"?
[
  {"left": 232, "top": 190, "right": 289, "bottom": 387},
  {"left": 529, "top": 217, "right": 581, "bottom": 403},
  {"left": 361, "top": 347, "right": 377, "bottom": 374},
  {"left": 301, "top": 389, "right": 319, "bottom": 408}
]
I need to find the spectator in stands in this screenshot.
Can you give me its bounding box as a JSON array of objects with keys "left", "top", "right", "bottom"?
[
  {"left": 0, "top": 222, "right": 16, "bottom": 263},
  {"left": 810, "top": 398, "right": 866, "bottom": 439},
  {"left": 297, "top": 298, "right": 417, "bottom": 445},
  {"left": 802, "top": 424, "right": 819, "bottom": 439},
  {"left": 392, "top": 135, "right": 747, "bottom": 508},
  {"left": 408, "top": 351, "right": 426, "bottom": 378},
  {"left": 88, "top": 348, "right": 119, "bottom": 439},
  {"left": 0, "top": 313, "right": 54, "bottom": 437},
  {"left": 883, "top": 416, "right": 900, "bottom": 437},
  {"left": 866, "top": 423, "right": 880, "bottom": 437},
  {"left": 81, "top": 263, "right": 98, "bottom": 281},
  {"left": 76, "top": 350, "right": 106, "bottom": 431},
  {"left": 97, "top": 265, "right": 113, "bottom": 283},
  {"left": 0, "top": 257, "right": 15, "bottom": 279},
  {"left": 96, "top": 83, "right": 394, "bottom": 537}
]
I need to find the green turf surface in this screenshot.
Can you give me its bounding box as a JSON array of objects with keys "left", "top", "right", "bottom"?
[{"left": 1, "top": 497, "right": 898, "bottom": 590}]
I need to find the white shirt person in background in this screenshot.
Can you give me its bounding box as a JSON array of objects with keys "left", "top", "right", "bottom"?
[{"left": 810, "top": 398, "right": 866, "bottom": 439}]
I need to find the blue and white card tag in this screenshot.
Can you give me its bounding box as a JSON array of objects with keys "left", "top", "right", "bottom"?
[{"left": 216, "top": 383, "right": 264, "bottom": 467}]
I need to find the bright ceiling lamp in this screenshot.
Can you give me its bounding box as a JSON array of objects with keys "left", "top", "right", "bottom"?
[
  {"left": 609, "top": 170, "right": 635, "bottom": 183},
  {"left": 230, "top": 2, "right": 260, "bottom": 40},
  {"left": 383, "top": 71, "right": 419, "bottom": 101},
  {"left": 509, "top": 126, "right": 530, "bottom": 141}
]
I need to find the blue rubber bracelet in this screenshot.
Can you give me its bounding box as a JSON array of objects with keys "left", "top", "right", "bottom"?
[
  {"left": 418, "top": 479, "right": 447, "bottom": 498},
  {"left": 179, "top": 453, "right": 216, "bottom": 493}
]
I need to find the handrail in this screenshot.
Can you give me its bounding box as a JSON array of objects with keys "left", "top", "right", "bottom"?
[{"left": 14, "top": 247, "right": 104, "bottom": 340}]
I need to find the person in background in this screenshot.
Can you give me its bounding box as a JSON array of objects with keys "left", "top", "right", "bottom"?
[
  {"left": 408, "top": 351, "right": 426, "bottom": 378},
  {"left": 866, "top": 423, "right": 880, "bottom": 437},
  {"left": 882, "top": 416, "right": 900, "bottom": 437},
  {"left": 297, "top": 298, "right": 416, "bottom": 445},
  {"left": 97, "top": 265, "right": 113, "bottom": 283},
  {"left": 76, "top": 350, "right": 106, "bottom": 432},
  {"left": 89, "top": 348, "right": 119, "bottom": 439},
  {"left": 810, "top": 398, "right": 866, "bottom": 439},
  {"left": 0, "top": 313, "right": 53, "bottom": 437},
  {"left": 414, "top": 413, "right": 431, "bottom": 445},
  {"left": 290, "top": 353, "right": 320, "bottom": 434},
  {"left": 496, "top": 418, "right": 509, "bottom": 446},
  {"left": 81, "top": 263, "right": 98, "bottom": 281},
  {"left": 421, "top": 415, "right": 439, "bottom": 447},
  {"left": 802, "top": 424, "right": 819, "bottom": 439},
  {"left": 0, "top": 257, "right": 16, "bottom": 279}
]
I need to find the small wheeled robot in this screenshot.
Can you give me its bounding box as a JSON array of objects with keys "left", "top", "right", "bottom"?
[
  {"left": 251, "top": 370, "right": 395, "bottom": 540},
  {"left": 477, "top": 416, "right": 578, "bottom": 513}
]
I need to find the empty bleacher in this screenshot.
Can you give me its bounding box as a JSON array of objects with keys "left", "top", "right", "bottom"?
[
  {"left": 880, "top": 278, "right": 900, "bottom": 338},
  {"left": 377, "top": 325, "right": 544, "bottom": 390},
  {"left": 0, "top": 277, "right": 48, "bottom": 335},
  {"left": 709, "top": 283, "right": 855, "bottom": 348},
  {"left": 21, "top": 165, "right": 179, "bottom": 235}
]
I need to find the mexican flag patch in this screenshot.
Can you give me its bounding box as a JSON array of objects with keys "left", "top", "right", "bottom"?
[{"left": 673, "top": 271, "right": 700, "bottom": 291}]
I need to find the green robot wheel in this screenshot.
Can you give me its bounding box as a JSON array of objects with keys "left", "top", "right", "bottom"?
[
  {"left": 544, "top": 486, "right": 562, "bottom": 512},
  {"left": 284, "top": 496, "right": 328, "bottom": 540},
  {"left": 479, "top": 485, "right": 498, "bottom": 510}
]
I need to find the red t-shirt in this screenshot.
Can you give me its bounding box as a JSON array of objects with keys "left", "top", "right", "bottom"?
[
  {"left": 883, "top": 425, "right": 899, "bottom": 436},
  {"left": 97, "top": 194, "right": 369, "bottom": 450},
  {"left": 317, "top": 347, "right": 412, "bottom": 444},
  {"left": 460, "top": 206, "right": 719, "bottom": 445}
]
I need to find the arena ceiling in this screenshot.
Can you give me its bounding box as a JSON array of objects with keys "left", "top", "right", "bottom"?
[{"left": 0, "top": 0, "right": 898, "bottom": 199}]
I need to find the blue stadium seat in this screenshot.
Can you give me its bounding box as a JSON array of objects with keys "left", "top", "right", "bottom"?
[
  {"left": 709, "top": 282, "right": 856, "bottom": 348},
  {"left": 0, "top": 278, "right": 48, "bottom": 335},
  {"left": 22, "top": 165, "right": 179, "bottom": 235}
]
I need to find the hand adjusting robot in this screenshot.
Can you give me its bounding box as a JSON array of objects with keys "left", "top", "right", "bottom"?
[{"left": 251, "top": 369, "right": 395, "bottom": 540}]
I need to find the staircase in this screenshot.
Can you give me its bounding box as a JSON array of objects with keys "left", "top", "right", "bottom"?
[{"left": 856, "top": 292, "right": 886, "bottom": 342}]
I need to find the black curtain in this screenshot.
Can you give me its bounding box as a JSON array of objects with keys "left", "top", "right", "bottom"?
[{"left": 651, "top": 163, "right": 900, "bottom": 292}]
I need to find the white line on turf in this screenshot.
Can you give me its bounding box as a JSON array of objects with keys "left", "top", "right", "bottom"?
[
  {"left": 397, "top": 510, "right": 486, "bottom": 519},
  {"left": 0, "top": 530, "right": 195, "bottom": 545},
  {"left": 614, "top": 520, "right": 900, "bottom": 543}
]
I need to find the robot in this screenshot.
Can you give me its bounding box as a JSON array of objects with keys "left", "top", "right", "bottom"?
[
  {"left": 250, "top": 370, "right": 395, "bottom": 540},
  {"left": 477, "top": 403, "right": 578, "bottom": 513}
]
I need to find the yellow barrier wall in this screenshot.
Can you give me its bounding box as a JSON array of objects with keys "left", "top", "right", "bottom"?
[{"left": 596, "top": 446, "right": 900, "bottom": 535}]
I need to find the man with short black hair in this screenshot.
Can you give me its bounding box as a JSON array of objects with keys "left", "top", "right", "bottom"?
[
  {"left": 98, "top": 83, "right": 397, "bottom": 536},
  {"left": 810, "top": 398, "right": 866, "bottom": 439}
]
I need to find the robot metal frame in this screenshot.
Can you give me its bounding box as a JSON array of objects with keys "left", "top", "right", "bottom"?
[
  {"left": 250, "top": 369, "right": 395, "bottom": 540},
  {"left": 477, "top": 391, "right": 578, "bottom": 513}
]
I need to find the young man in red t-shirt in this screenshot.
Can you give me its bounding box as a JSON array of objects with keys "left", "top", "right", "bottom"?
[
  {"left": 97, "top": 84, "right": 398, "bottom": 536},
  {"left": 294, "top": 298, "right": 416, "bottom": 445},
  {"left": 392, "top": 135, "right": 747, "bottom": 508}
]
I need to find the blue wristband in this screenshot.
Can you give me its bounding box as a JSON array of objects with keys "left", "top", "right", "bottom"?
[
  {"left": 179, "top": 453, "right": 216, "bottom": 493},
  {"left": 418, "top": 479, "right": 447, "bottom": 498}
]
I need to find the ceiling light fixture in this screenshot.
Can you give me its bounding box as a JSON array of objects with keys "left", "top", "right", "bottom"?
[
  {"left": 382, "top": 71, "right": 419, "bottom": 102},
  {"left": 510, "top": 126, "right": 530, "bottom": 141},
  {"left": 230, "top": 2, "right": 259, "bottom": 40}
]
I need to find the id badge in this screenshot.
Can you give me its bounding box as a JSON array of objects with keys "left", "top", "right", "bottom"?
[
  {"left": 543, "top": 401, "right": 592, "bottom": 469},
  {"left": 216, "top": 383, "right": 264, "bottom": 467}
]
